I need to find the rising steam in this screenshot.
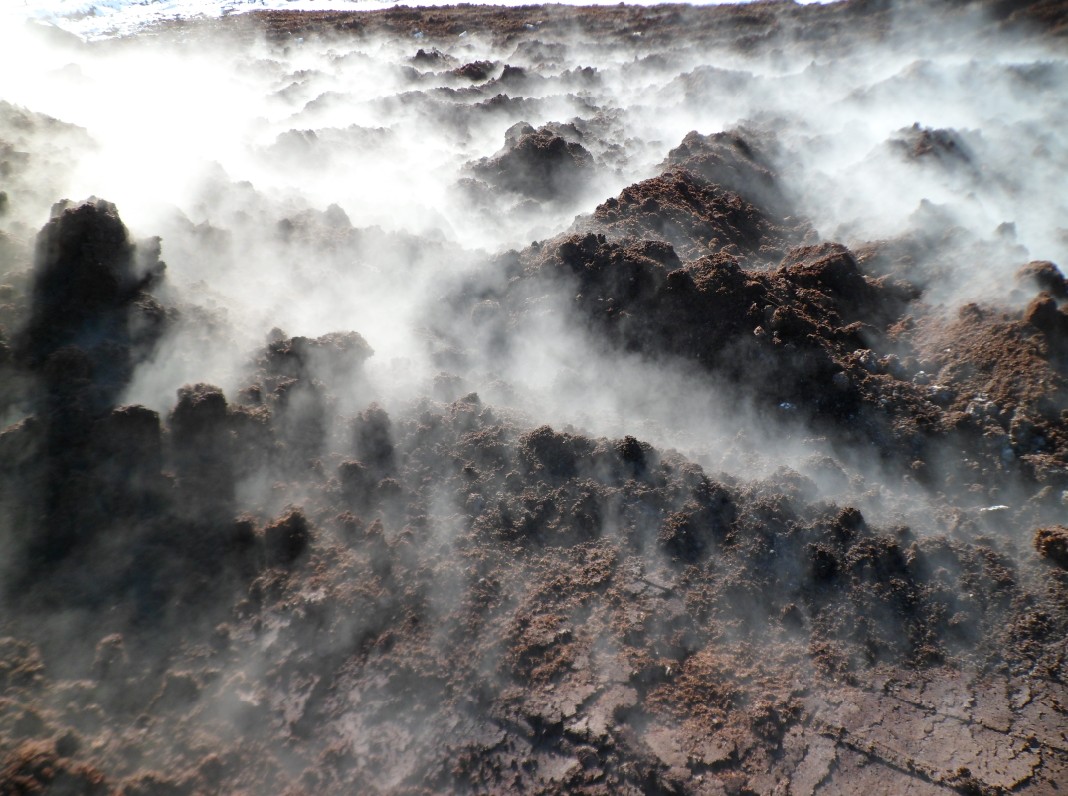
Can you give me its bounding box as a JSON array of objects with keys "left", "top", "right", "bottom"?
[{"left": 1, "top": 1, "right": 1067, "bottom": 793}]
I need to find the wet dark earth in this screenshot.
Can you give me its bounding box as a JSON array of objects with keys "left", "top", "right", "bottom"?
[{"left": 1, "top": 1, "right": 1068, "bottom": 794}]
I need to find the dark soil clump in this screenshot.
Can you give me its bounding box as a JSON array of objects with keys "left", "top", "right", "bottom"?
[{"left": 471, "top": 122, "right": 596, "bottom": 201}]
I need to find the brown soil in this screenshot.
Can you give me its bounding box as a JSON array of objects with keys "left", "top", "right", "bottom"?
[{"left": 1, "top": 2, "right": 1067, "bottom": 795}]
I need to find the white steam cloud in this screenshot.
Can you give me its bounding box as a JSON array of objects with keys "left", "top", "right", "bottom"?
[
  {"left": 3, "top": 4, "right": 1063, "bottom": 451},
  {"left": 2, "top": 4, "right": 1068, "bottom": 793}
]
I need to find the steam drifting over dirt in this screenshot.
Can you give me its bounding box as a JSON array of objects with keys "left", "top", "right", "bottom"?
[{"left": 1, "top": 1, "right": 1068, "bottom": 793}]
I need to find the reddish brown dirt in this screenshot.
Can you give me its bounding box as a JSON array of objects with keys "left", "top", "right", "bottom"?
[{"left": 1, "top": 2, "right": 1068, "bottom": 795}]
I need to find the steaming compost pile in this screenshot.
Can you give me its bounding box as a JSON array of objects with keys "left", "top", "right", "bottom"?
[{"left": 2, "top": 0, "right": 1068, "bottom": 793}]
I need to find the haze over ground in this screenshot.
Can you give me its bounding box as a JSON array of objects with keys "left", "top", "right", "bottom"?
[
  {"left": 0, "top": 0, "right": 1066, "bottom": 793},
  {"left": 10, "top": 0, "right": 828, "bottom": 41}
]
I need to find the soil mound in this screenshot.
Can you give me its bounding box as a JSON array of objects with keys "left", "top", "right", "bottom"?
[
  {"left": 585, "top": 168, "right": 799, "bottom": 264},
  {"left": 578, "top": 128, "right": 810, "bottom": 263},
  {"left": 16, "top": 198, "right": 166, "bottom": 396},
  {"left": 470, "top": 122, "right": 596, "bottom": 201},
  {"left": 663, "top": 129, "right": 793, "bottom": 219},
  {"left": 890, "top": 123, "right": 977, "bottom": 173}
]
